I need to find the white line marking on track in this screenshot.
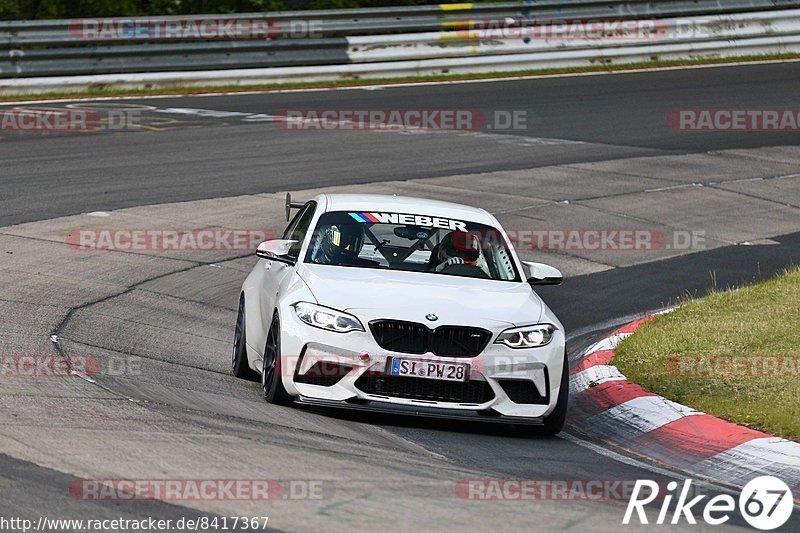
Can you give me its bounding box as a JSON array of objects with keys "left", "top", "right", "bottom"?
[
  {"left": 644, "top": 183, "right": 703, "bottom": 192},
  {"left": 559, "top": 431, "right": 742, "bottom": 497}
]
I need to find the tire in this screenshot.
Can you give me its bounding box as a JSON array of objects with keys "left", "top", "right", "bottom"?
[
  {"left": 231, "top": 294, "right": 259, "bottom": 381},
  {"left": 515, "top": 352, "right": 569, "bottom": 436},
  {"left": 262, "top": 313, "right": 294, "bottom": 406}
]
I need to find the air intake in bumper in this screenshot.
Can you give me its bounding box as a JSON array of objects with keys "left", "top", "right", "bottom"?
[
  {"left": 294, "top": 361, "right": 353, "bottom": 387},
  {"left": 355, "top": 374, "right": 495, "bottom": 404},
  {"left": 496, "top": 378, "right": 549, "bottom": 405}
]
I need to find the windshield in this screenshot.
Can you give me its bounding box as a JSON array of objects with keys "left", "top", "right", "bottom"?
[{"left": 304, "top": 210, "right": 520, "bottom": 282}]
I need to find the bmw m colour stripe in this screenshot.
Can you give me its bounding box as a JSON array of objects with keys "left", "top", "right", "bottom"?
[
  {"left": 348, "top": 212, "right": 378, "bottom": 223},
  {"left": 347, "top": 212, "right": 467, "bottom": 231}
]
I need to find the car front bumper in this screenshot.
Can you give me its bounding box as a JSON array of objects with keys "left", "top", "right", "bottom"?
[{"left": 278, "top": 305, "right": 566, "bottom": 420}]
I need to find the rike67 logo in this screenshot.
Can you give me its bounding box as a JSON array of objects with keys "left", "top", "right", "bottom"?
[{"left": 624, "top": 476, "right": 794, "bottom": 530}]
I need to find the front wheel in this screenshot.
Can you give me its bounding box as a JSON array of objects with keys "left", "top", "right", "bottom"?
[
  {"left": 232, "top": 294, "right": 259, "bottom": 381},
  {"left": 262, "top": 313, "right": 294, "bottom": 406}
]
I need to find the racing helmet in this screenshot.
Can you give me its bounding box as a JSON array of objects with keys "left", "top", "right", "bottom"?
[
  {"left": 438, "top": 230, "right": 481, "bottom": 264},
  {"left": 317, "top": 223, "right": 365, "bottom": 263}
]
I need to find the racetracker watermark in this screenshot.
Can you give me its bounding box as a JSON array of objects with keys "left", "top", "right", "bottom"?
[
  {"left": 447, "top": 18, "right": 668, "bottom": 40},
  {"left": 0, "top": 109, "right": 99, "bottom": 133},
  {"left": 1, "top": 516, "right": 269, "bottom": 533},
  {"left": 666, "top": 355, "right": 800, "bottom": 378},
  {"left": 0, "top": 355, "right": 141, "bottom": 378},
  {"left": 276, "top": 354, "right": 577, "bottom": 377},
  {"left": 66, "top": 229, "right": 279, "bottom": 252},
  {"left": 0, "top": 108, "right": 141, "bottom": 133},
  {"left": 455, "top": 479, "right": 665, "bottom": 501},
  {"left": 668, "top": 109, "right": 800, "bottom": 131},
  {"left": 501, "top": 229, "right": 706, "bottom": 252},
  {"left": 447, "top": 16, "right": 725, "bottom": 40},
  {"left": 275, "top": 109, "right": 528, "bottom": 131},
  {"left": 66, "top": 18, "right": 317, "bottom": 40},
  {"left": 69, "top": 479, "right": 326, "bottom": 501},
  {"left": 277, "top": 109, "right": 480, "bottom": 131}
]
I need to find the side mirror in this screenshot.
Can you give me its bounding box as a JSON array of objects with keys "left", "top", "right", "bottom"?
[
  {"left": 256, "top": 239, "right": 298, "bottom": 265},
  {"left": 522, "top": 261, "right": 563, "bottom": 286}
]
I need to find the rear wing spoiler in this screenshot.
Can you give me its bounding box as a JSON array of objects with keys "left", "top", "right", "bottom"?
[{"left": 285, "top": 192, "right": 304, "bottom": 221}]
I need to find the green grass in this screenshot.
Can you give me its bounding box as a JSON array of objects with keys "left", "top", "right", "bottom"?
[
  {"left": 1, "top": 53, "right": 799, "bottom": 103},
  {"left": 615, "top": 268, "right": 800, "bottom": 441}
]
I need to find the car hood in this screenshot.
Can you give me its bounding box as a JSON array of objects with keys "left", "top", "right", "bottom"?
[{"left": 298, "top": 264, "right": 543, "bottom": 328}]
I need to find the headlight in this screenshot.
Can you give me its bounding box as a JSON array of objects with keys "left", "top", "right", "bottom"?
[
  {"left": 495, "top": 324, "right": 555, "bottom": 348},
  {"left": 293, "top": 302, "right": 364, "bottom": 333}
]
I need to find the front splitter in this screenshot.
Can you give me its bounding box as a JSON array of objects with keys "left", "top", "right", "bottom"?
[{"left": 295, "top": 395, "right": 545, "bottom": 425}]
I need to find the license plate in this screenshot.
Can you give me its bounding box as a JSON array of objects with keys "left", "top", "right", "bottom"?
[{"left": 388, "top": 358, "right": 469, "bottom": 382}]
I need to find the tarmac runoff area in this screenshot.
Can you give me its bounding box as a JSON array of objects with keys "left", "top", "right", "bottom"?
[{"left": 0, "top": 145, "right": 799, "bottom": 531}]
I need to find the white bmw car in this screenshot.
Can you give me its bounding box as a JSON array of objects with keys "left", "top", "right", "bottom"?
[{"left": 232, "top": 193, "right": 568, "bottom": 434}]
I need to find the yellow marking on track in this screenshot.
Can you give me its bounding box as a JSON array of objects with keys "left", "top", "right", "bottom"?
[{"left": 130, "top": 118, "right": 183, "bottom": 132}]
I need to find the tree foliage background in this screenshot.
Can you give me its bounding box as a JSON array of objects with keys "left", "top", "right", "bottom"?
[{"left": 0, "top": 0, "right": 454, "bottom": 19}]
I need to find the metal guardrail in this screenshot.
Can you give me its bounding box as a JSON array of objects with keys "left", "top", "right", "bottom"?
[
  {"left": 2, "top": 40, "right": 350, "bottom": 77},
  {"left": 347, "top": 9, "right": 800, "bottom": 62},
  {"left": 0, "top": 1, "right": 799, "bottom": 90},
  {"left": 3, "top": 1, "right": 798, "bottom": 44}
]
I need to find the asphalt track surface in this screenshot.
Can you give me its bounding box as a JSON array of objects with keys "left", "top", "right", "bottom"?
[
  {"left": 1, "top": 62, "right": 800, "bottom": 531},
  {"left": 1, "top": 61, "right": 800, "bottom": 226}
]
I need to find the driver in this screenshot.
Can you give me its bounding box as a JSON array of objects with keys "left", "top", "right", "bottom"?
[
  {"left": 433, "top": 230, "right": 490, "bottom": 275},
  {"left": 313, "top": 223, "right": 366, "bottom": 265}
]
